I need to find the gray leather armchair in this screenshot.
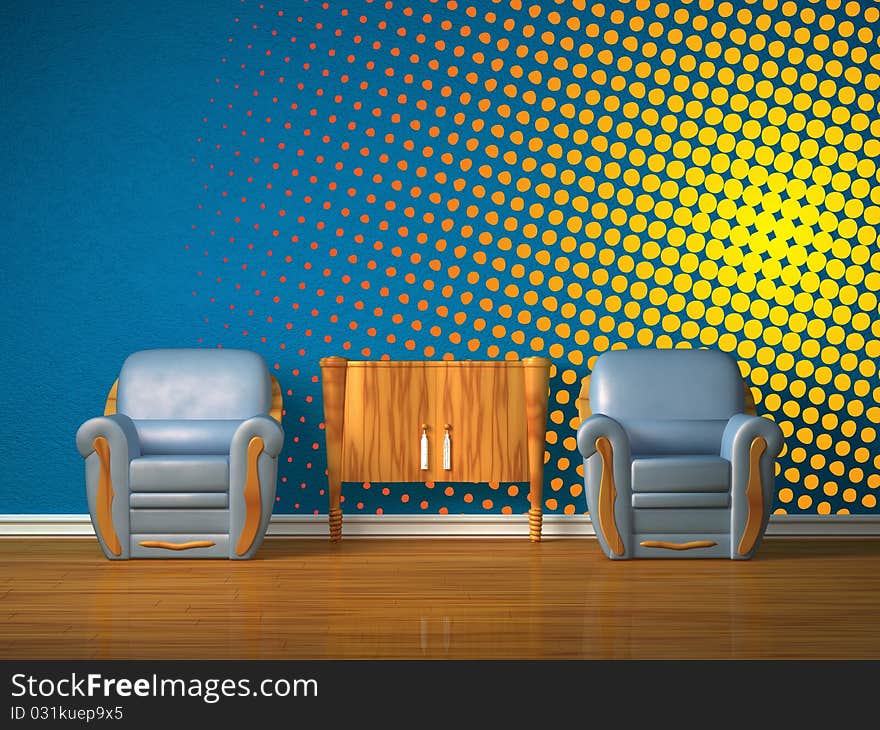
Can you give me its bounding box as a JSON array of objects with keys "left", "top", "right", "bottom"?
[
  {"left": 76, "top": 349, "right": 283, "bottom": 559},
  {"left": 577, "top": 348, "right": 783, "bottom": 559}
]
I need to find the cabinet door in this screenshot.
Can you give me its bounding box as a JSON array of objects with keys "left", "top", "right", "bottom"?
[
  {"left": 341, "top": 364, "right": 435, "bottom": 482},
  {"left": 434, "top": 364, "right": 529, "bottom": 482}
]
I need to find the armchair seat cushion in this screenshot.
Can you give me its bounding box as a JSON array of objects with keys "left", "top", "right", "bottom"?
[
  {"left": 631, "top": 455, "right": 730, "bottom": 493},
  {"left": 633, "top": 508, "right": 729, "bottom": 533},
  {"left": 134, "top": 420, "right": 241, "bottom": 455},
  {"left": 130, "top": 509, "right": 228, "bottom": 533},
  {"left": 130, "top": 455, "right": 229, "bottom": 492},
  {"left": 632, "top": 492, "right": 730, "bottom": 508},
  {"left": 129, "top": 492, "right": 228, "bottom": 509}
]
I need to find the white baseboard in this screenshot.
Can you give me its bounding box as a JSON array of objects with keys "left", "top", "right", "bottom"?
[
  {"left": 0, "top": 515, "right": 97, "bottom": 537},
  {"left": 1, "top": 513, "right": 879, "bottom": 538},
  {"left": 763, "top": 514, "right": 880, "bottom": 537}
]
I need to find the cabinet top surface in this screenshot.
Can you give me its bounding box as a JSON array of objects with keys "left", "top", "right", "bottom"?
[{"left": 319, "top": 357, "right": 550, "bottom": 369}]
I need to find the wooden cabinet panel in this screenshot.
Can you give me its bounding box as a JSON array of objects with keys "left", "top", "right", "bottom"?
[
  {"left": 341, "top": 362, "right": 433, "bottom": 482},
  {"left": 434, "top": 364, "right": 528, "bottom": 482},
  {"left": 321, "top": 357, "right": 550, "bottom": 541}
]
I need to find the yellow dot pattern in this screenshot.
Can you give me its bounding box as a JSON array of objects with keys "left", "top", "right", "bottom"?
[{"left": 194, "top": 0, "right": 880, "bottom": 517}]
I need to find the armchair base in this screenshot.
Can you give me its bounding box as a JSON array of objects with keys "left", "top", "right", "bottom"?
[
  {"left": 130, "top": 534, "right": 229, "bottom": 559},
  {"left": 633, "top": 534, "right": 731, "bottom": 559}
]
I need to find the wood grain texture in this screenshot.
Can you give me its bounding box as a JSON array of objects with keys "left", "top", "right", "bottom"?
[
  {"left": 92, "top": 437, "right": 121, "bottom": 557},
  {"left": 103, "top": 380, "right": 118, "bottom": 416},
  {"left": 342, "top": 361, "right": 433, "bottom": 482},
  {"left": 324, "top": 359, "right": 550, "bottom": 541},
  {"left": 577, "top": 373, "right": 592, "bottom": 422},
  {"left": 435, "top": 364, "right": 528, "bottom": 482},
  {"left": 343, "top": 360, "right": 539, "bottom": 369},
  {"left": 2, "top": 539, "right": 880, "bottom": 659},
  {"left": 640, "top": 540, "right": 718, "bottom": 550},
  {"left": 743, "top": 380, "right": 757, "bottom": 416},
  {"left": 319, "top": 357, "right": 348, "bottom": 542},
  {"left": 234, "top": 436, "right": 265, "bottom": 557},
  {"left": 596, "top": 436, "right": 624, "bottom": 557},
  {"left": 139, "top": 541, "right": 216, "bottom": 551},
  {"left": 340, "top": 360, "right": 532, "bottom": 482},
  {"left": 738, "top": 436, "right": 768, "bottom": 556},
  {"left": 523, "top": 357, "right": 550, "bottom": 542},
  {"left": 270, "top": 375, "right": 283, "bottom": 424}
]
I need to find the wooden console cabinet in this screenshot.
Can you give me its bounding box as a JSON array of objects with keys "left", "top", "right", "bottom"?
[{"left": 319, "top": 357, "right": 551, "bottom": 541}]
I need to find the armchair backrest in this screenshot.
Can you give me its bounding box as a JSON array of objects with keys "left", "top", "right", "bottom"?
[
  {"left": 588, "top": 348, "right": 746, "bottom": 456},
  {"left": 590, "top": 348, "right": 744, "bottom": 420},
  {"left": 116, "top": 349, "right": 272, "bottom": 420}
]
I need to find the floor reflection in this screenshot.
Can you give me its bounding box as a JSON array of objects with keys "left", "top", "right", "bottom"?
[{"left": 5, "top": 538, "right": 880, "bottom": 659}]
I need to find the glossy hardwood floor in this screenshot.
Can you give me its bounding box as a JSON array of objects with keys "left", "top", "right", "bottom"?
[{"left": 1, "top": 537, "right": 879, "bottom": 659}]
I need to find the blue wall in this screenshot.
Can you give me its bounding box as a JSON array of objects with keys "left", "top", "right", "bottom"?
[
  {"left": 0, "top": 0, "right": 231, "bottom": 511},
  {"left": 2, "top": 0, "right": 878, "bottom": 518}
]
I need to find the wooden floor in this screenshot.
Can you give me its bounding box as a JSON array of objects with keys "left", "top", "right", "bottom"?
[{"left": 1, "top": 538, "right": 879, "bottom": 660}]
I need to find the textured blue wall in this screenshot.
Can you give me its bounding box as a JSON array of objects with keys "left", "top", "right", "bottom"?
[
  {"left": 0, "top": 0, "right": 230, "bottom": 511},
  {"left": 2, "top": 0, "right": 878, "bottom": 519}
]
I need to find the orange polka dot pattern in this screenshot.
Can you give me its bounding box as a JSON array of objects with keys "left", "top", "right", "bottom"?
[{"left": 190, "top": 0, "right": 880, "bottom": 517}]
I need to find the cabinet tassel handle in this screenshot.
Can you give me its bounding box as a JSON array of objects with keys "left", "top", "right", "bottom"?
[
  {"left": 443, "top": 424, "right": 451, "bottom": 471},
  {"left": 420, "top": 424, "right": 429, "bottom": 471}
]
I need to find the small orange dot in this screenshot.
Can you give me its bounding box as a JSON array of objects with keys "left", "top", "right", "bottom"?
[
  {"left": 401, "top": 493, "right": 409, "bottom": 503},
  {"left": 463, "top": 493, "right": 473, "bottom": 503},
  {"left": 482, "top": 499, "right": 493, "bottom": 509}
]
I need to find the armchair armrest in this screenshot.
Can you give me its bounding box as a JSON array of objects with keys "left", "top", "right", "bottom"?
[
  {"left": 229, "top": 415, "right": 284, "bottom": 559},
  {"left": 576, "top": 414, "right": 632, "bottom": 558},
  {"left": 75, "top": 414, "right": 137, "bottom": 559},
  {"left": 230, "top": 415, "right": 284, "bottom": 458},
  {"left": 721, "top": 414, "right": 783, "bottom": 464},
  {"left": 76, "top": 414, "right": 141, "bottom": 460},
  {"left": 722, "top": 413, "right": 784, "bottom": 559},
  {"left": 576, "top": 413, "right": 630, "bottom": 460}
]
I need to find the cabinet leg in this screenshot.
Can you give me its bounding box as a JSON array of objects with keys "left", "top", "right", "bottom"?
[
  {"left": 523, "top": 357, "right": 550, "bottom": 543},
  {"left": 528, "top": 505, "right": 543, "bottom": 542},
  {"left": 329, "top": 504, "right": 343, "bottom": 542},
  {"left": 328, "top": 478, "right": 343, "bottom": 541},
  {"left": 320, "top": 356, "right": 348, "bottom": 543}
]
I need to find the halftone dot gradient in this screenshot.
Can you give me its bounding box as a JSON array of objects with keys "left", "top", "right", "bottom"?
[{"left": 189, "top": 0, "right": 880, "bottom": 517}]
